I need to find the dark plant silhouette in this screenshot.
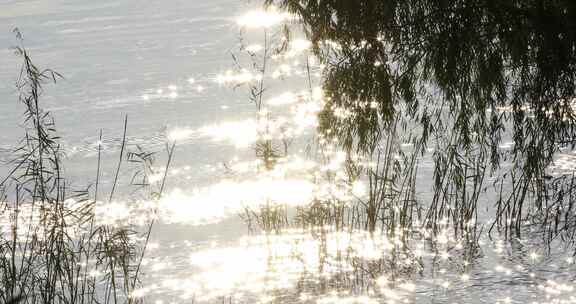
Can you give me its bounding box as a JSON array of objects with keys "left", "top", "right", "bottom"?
[
  {"left": 263, "top": 0, "right": 576, "bottom": 243},
  {"left": 0, "top": 30, "right": 173, "bottom": 304}
]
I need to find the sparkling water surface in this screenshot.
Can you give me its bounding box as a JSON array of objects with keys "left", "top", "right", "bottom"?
[{"left": 1, "top": 1, "right": 575, "bottom": 303}]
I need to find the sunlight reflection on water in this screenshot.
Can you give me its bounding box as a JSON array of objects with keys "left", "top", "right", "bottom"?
[
  {"left": 3, "top": 4, "right": 576, "bottom": 304},
  {"left": 132, "top": 228, "right": 576, "bottom": 304}
]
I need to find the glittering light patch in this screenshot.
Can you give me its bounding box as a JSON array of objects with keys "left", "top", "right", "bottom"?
[
  {"left": 237, "top": 9, "right": 294, "bottom": 28},
  {"left": 198, "top": 120, "right": 259, "bottom": 148},
  {"left": 167, "top": 127, "right": 196, "bottom": 142},
  {"left": 156, "top": 178, "right": 315, "bottom": 225}
]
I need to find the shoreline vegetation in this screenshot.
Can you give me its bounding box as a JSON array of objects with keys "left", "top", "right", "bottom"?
[
  {"left": 2, "top": 1, "right": 576, "bottom": 302},
  {"left": 0, "top": 31, "right": 174, "bottom": 304},
  {"left": 255, "top": 0, "right": 576, "bottom": 243}
]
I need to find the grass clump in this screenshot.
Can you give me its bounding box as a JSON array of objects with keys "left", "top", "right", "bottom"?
[{"left": 0, "top": 30, "right": 169, "bottom": 304}]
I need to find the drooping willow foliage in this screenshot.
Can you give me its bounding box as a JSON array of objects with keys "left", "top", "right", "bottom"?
[{"left": 265, "top": 0, "right": 576, "bottom": 241}]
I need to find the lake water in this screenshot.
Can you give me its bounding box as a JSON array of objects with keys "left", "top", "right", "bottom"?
[{"left": 1, "top": 1, "right": 576, "bottom": 303}]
